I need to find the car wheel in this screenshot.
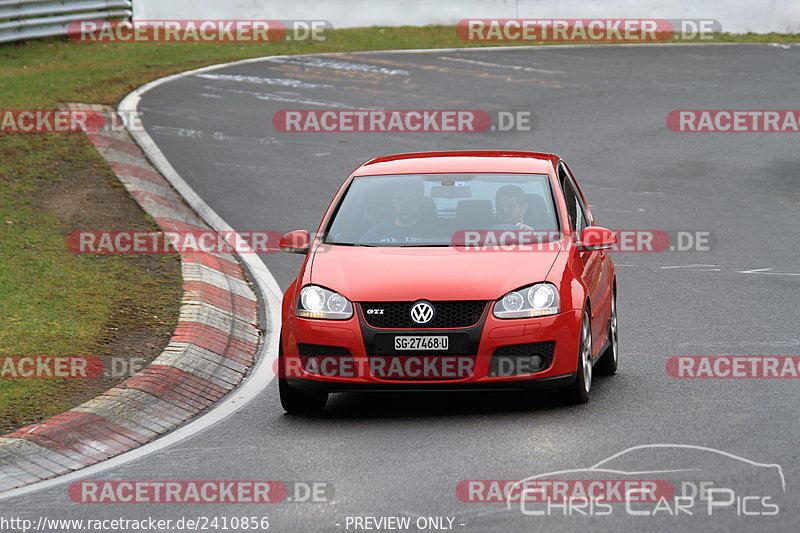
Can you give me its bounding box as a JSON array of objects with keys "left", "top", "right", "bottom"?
[
  {"left": 278, "top": 338, "right": 328, "bottom": 414},
  {"left": 564, "top": 310, "right": 592, "bottom": 404},
  {"left": 596, "top": 291, "right": 618, "bottom": 375}
]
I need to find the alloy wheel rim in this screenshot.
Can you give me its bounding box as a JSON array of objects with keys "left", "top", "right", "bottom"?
[
  {"left": 582, "top": 316, "right": 592, "bottom": 393},
  {"left": 610, "top": 296, "right": 618, "bottom": 363}
]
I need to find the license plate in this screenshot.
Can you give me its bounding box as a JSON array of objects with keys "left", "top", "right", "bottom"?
[{"left": 394, "top": 336, "right": 449, "bottom": 351}]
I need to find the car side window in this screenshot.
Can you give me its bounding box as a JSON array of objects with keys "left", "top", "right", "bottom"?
[
  {"left": 558, "top": 164, "right": 590, "bottom": 237},
  {"left": 562, "top": 164, "right": 592, "bottom": 226},
  {"left": 573, "top": 188, "right": 588, "bottom": 233},
  {"left": 559, "top": 168, "right": 578, "bottom": 232}
]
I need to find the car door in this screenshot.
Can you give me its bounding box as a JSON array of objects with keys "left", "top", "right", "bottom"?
[{"left": 559, "top": 163, "right": 609, "bottom": 355}]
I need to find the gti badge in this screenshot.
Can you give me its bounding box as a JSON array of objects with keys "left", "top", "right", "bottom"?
[{"left": 410, "top": 301, "right": 435, "bottom": 325}]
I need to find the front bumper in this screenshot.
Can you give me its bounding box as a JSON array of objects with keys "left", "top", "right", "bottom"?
[
  {"left": 287, "top": 372, "right": 576, "bottom": 393},
  {"left": 280, "top": 307, "right": 583, "bottom": 391}
]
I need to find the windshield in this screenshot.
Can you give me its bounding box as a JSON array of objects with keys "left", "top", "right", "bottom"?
[{"left": 323, "top": 173, "right": 560, "bottom": 247}]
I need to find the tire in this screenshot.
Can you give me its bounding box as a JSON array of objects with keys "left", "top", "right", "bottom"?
[
  {"left": 563, "top": 310, "right": 592, "bottom": 404},
  {"left": 278, "top": 338, "right": 328, "bottom": 414},
  {"left": 595, "top": 291, "right": 618, "bottom": 376}
]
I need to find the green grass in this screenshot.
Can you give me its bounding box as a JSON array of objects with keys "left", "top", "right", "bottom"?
[
  {"left": 0, "top": 137, "right": 128, "bottom": 356},
  {"left": 0, "top": 26, "right": 797, "bottom": 428},
  {"left": 0, "top": 132, "right": 181, "bottom": 428}
]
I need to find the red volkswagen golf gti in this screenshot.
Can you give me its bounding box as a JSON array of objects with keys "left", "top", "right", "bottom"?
[{"left": 278, "top": 151, "right": 618, "bottom": 413}]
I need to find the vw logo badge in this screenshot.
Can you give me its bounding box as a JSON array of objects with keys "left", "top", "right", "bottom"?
[{"left": 410, "top": 301, "right": 435, "bottom": 325}]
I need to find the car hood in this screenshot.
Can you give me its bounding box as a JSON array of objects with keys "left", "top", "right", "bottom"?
[{"left": 309, "top": 243, "right": 563, "bottom": 301}]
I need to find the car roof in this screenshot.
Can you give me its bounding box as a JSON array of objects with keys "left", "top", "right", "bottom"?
[{"left": 352, "top": 150, "right": 559, "bottom": 176}]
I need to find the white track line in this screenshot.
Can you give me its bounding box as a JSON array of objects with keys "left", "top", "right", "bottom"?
[
  {"left": 660, "top": 264, "right": 719, "bottom": 269},
  {"left": 0, "top": 40, "right": 777, "bottom": 502},
  {"left": 738, "top": 267, "right": 800, "bottom": 276}
]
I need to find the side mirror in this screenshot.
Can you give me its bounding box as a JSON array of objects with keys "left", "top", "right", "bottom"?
[
  {"left": 579, "top": 226, "right": 617, "bottom": 251},
  {"left": 279, "top": 230, "right": 310, "bottom": 254}
]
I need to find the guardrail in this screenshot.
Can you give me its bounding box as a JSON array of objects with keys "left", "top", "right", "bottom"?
[{"left": 0, "top": 0, "right": 131, "bottom": 44}]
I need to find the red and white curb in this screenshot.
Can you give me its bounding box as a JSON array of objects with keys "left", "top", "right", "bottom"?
[{"left": 0, "top": 104, "right": 262, "bottom": 493}]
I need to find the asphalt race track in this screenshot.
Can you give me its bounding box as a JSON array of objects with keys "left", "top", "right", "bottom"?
[{"left": 6, "top": 44, "right": 800, "bottom": 531}]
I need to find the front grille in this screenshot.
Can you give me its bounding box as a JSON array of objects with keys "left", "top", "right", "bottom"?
[
  {"left": 360, "top": 301, "right": 487, "bottom": 329},
  {"left": 298, "top": 344, "right": 350, "bottom": 357},
  {"left": 489, "top": 341, "right": 555, "bottom": 376}
]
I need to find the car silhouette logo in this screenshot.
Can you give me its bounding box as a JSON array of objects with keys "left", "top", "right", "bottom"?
[{"left": 410, "top": 301, "right": 435, "bottom": 324}]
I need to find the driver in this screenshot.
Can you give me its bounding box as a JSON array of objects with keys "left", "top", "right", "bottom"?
[
  {"left": 360, "top": 180, "right": 431, "bottom": 244},
  {"left": 495, "top": 184, "right": 534, "bottom": 230}
]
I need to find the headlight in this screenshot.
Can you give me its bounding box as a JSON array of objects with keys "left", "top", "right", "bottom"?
[
  {"left": 297, "top": 285, "right": 353, "bottom": 320},
  {"left": 494, "top": 283, "right": 560, "bottom": 318}
]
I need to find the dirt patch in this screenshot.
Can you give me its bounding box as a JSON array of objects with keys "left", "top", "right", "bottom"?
[{"left": 0, "top": 138, "right": 182, "bottom": 432}]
